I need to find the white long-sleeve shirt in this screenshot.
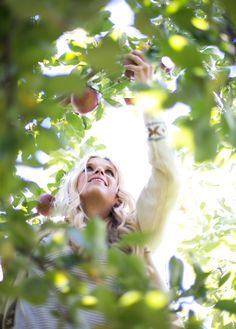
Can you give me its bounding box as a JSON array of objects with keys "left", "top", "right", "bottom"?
[{"left": 137, "top": 112, "right": 179, "bottom": 250}]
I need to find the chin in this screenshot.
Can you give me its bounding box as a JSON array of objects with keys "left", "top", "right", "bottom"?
[
  {"left": 80, "top": 185, "right": 109, "bottom": 202},
  {"left": 79, "top": 185, "right": 116, "bottom": 218}
]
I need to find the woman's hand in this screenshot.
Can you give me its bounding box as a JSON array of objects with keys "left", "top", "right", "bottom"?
[{"left": 124, "top": 50, "right": 153, "bottom": 83}]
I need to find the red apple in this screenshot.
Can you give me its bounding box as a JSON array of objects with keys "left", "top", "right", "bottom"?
[
  {"left": 37, "top": 193, "right": 55, "bottom": 217},
  {"left": 71, "top": 86, "right": 98, "bottom": 114},
  {"left": 124, "top": 97, "right": 136, "bottom": 106}
]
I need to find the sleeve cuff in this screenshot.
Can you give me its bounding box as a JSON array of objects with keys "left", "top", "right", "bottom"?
[{"left": 145, "top": 121, "right": 167, "bottom": 141}]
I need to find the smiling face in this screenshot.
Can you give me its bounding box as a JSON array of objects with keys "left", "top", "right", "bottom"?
[{"left": 77, "top": 157, "right": 119, "bottom": 219}]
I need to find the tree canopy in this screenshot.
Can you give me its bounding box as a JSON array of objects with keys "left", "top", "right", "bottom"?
[{"left": 0, "top": 0, "right": 236, "bottom": 328}]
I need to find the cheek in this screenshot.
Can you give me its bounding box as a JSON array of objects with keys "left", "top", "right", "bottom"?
[{"left": 110, "top": 179, "right": 119, "bottom": 195}]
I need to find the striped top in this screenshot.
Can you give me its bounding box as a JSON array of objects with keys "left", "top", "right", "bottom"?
[{"left": 13, "top": 243, "right": 113, "bottom": 329}]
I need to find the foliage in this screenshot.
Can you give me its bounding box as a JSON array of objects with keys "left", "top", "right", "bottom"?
[{"left": 0, "top": 0, "right": 236, "bottom": 328}]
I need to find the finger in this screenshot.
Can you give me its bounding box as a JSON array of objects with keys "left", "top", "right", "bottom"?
[
  {"left": 131, "top": 49, "right": 145, "bottom": 61},
  {"left": 126, "top": 53, "right": 145, "bottom": 65},
  {"left": 124, "top": 64, "right": 144, "bottom": 72}
]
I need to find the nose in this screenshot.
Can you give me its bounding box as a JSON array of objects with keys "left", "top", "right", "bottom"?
[{"left": 94, "top": 167, "right": 104, "bottom": 175}]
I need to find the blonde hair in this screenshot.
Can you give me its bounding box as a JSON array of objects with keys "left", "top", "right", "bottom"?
[
  {"left": 54, "top": 154, "right": 140, "bottom": 253},
  {"left": 54, "top": 154, "right": 161, "bottom": 286}
]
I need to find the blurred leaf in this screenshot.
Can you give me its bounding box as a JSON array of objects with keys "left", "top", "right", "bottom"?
[
  {"left": 93, "top": 286, "right": 117, "bottom": 318},
  {"left": 8, "top": 216, "right": 37, "bottom": 251},
  {"left": 107, "top": 249, "right": 149, "bottom": 292},
  {"left": 36, "top": 127, "right": 62, "bottom": 153},
  {"left": 191, "top": 119, "right": 218, "bottom": 161},
  {"left": 215, "top": 299, "right": 236, "bottom": 314},
  {"left": 82, "top": 219, "right": 107, "bottom": 259},
  {"left": 25, "top": 181, "right": 42, "bottom": 195},
  {"left": 43, "top": 75, "right": 86, "bottom": 96},
  {"left": 87, "top": 10, "right": 113, "bottom": 35},
  {"left": 171, "top": 8, "right": 194, "bottom": 32},
  {"left": 220, "top": 0, "right": 236, "bottom": 29},
  {"left": 118, "top": 231, "right": 152, "bottom": 248},
  {"left": 66, "top": 112, "right": 84, "bottom": 133},
  {"left": 159, "top": 35, "right": 203, "bottom": 69},
  {"left": 20, "top": 277, "right": 49, "bottom": 304},
  {"left": 222, "top": 111, "right": 236, "bottom": 146},
  {"left": 86, "top": 37, "right": 123, "bottom": 77},
  {"left": 219, "top": 272, "right": 231, "bottom": 287},
  {"left": 168, "top": 256, "right": 184, "bottom": 291},
  {"left": 95, "top": 102, "right": 104, "bottom": 121},
  {"left": 81, "top": 116, "right": 92, "bottom": 130},
  {"left": 135, "top": 11, "right": 157, "bottom": 36}
]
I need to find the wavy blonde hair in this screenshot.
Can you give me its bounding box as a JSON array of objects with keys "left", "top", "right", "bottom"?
[
  {"left": 54, "top": 154, "right": 161, "bottom": 286},
  {"left": 54, "top": 154, "right": 140, "bottom": 254}
]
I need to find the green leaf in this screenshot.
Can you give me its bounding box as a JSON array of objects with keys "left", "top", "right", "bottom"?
[
  {"left": 168, "top": 256, "right": 184, "bottom": 291},
  {"left": 26, "top": 181, "right": 42, "bottom": 195},
  {"left": 95, "top": 103, "right": 104, "bottom": 121},
  {"left": 8, "top": 217, "right": 37, "bottom": 251},
  {"left": 20, "top": 277, "right": 49, "bottom": 304},
  {"left": 118, "top": 231, "right": 152, "bottom": 247},
  {"left": 55, "top": 169, "right": 66, "bottom": 184},
  {"left": 87, "top": 10, "right": 113, "bottom": 35},
  {"left": 83, "top": 219, "right": 107, "bottom": 259},
  {"left": 135, "top": 11, "right": 157, "bottom": 36},
  {"left": 86, "top": 37, "right": 123, "bottom": 77},
  {"left": 219, "top": 272, "right": 231, "bottom": 287},
  {"left": 171, "top": 8, "right": 194, "bottom": 32},
  {"left": 222, "top": 111, "right": 236, "bottom": 146},
  {"left": 220, "top": 0, "right": 236, "bottom": 29},
  {"left": 191, "top": 119, "right": 218, "bottom": 162},
  {"left": 82, "top": 116, "right": 92, "bottom": 130},
  {"left": 93, "top": 286, "right": 117, "bottom": 318},
  {"left": 159, "top": 35, "right": 203, "bottom": 69},
  {"left": 66, "top": 112, "right": 84, "bottom": 133},
  {"left": 215, "top": 299, "right": 236, "bottom": 314},
  {"left": 107, "top": 249, "right": 148, "bottom": 292},
  {"left": 44, "top": 75, "right": 86, "bottom": 96},
  {"left": 67, "top": 219, "right": 107, "bottom": 260},
  {"left": 36, "top": 127, "right": 62, "bottom": 153}
]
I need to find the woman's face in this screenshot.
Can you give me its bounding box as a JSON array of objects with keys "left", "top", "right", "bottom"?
[{"left": 77, "top": 157, "right": 119, "bottom": 217}]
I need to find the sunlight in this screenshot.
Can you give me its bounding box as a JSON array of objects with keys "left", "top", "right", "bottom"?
[
  {"left": 136, "top": 90, "right": 167, "bottom": 113},
  {"left": 168, "top": 35, "right": 188, "bottom": 51}
]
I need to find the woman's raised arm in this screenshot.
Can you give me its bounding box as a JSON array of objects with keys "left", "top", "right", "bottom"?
[{"left": 124, "top": 50, "right": 180, "bottom": 250}]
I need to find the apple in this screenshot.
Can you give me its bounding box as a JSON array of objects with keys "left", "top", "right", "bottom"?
[
  {"left": 71, "top": 86, "right": 98, "bottom": 114},
  {"left": 124, "top": 97, "right": 136, "bottom": 106},
  {"left": 37, "top": 193, "right": 55, "bottom": 217}
]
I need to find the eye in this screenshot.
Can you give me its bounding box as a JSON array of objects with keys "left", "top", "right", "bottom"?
[
  {"left": 105, "top": 169, "right": 114, "bottom": 177},
  {"left": 86, "top": 165, "right": 93, "bottom": 172}
]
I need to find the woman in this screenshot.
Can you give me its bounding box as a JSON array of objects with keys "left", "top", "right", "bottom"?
[{"left": 8, "top": 51, "right": 180, "bottom": 329}]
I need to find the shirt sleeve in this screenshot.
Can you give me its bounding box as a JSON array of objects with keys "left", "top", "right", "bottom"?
[{"left": 136, "top": 111, "right": 180, "bottom": 250}]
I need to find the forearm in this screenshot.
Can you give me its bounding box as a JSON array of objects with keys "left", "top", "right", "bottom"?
[{"left": 137, "top": 112, "right": 180, "bottom": 249}]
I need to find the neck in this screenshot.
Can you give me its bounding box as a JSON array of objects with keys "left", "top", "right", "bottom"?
[{"left": 80, "top": 198, "right": 111, "bottom": 220}]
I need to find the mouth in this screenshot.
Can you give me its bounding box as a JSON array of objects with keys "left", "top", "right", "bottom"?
[{"left": 88, "top": 177, "right": 107, "bottom": 186}]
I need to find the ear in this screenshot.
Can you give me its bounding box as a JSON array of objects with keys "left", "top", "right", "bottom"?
[{"left": 113, "top": 196, "right": 121, "bottom": 208}]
